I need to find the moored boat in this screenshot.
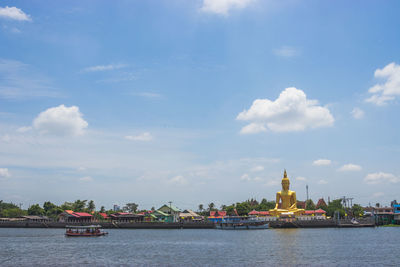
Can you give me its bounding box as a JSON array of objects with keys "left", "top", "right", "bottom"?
[
  {"left": 65, "top": 225, "right": 108, "bottom": 237},
  {"left": 215, "top": 216, "right": 269, "bottom": 230}
]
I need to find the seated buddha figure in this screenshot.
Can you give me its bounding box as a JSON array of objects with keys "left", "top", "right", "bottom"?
[{"left": 269, "top": 170, "right": 305, "bottom": 216}]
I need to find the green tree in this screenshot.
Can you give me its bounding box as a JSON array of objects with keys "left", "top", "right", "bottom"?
[
  {"left": 257, "top": 199, "right": 275, "bottom": 210},
  {"left": 351, "top": 204, "right": 364, "bottom": 218},
  {"left": 235, "top": 202, "right": 251, "bottom": 216},
  {"left": 100, "top": 206, "right": 106, "bottom": 213},
  {"left": 87, "top": 200, "right": 95, "bottom": 212},
  {"left": 305, "top": 199, "right": 316, "bottom": 210},
  {"left": 72, "top": 200, "right": 87, "bottom": 212},
  {"left": 43, "top": 201, "right": 57, "bottom": 213},
  {"left": 208, "top": 202, "right": 215, "bottom": 212},
  {"left": 124, "top": 203, "right": 139, "bottom": 213},
  {"left": 3, "top": 208, "right": 27, "bottom": 218},
  {"left": 198, "top": 204, "right": 204, "bottom": 213},
  {"left": 326, "top": 199, "right": 345, "bottom": 217},
  {"left": 225, "top": 205, "right": 235, "bottom": 216},
  {"left": 60, "top": 202, "right": 73, "bottom": 211},
  {"left": 28, "top": 204, "right": 45, "bottom": 215}
]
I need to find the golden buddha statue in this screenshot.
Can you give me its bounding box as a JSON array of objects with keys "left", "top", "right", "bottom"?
[{"left": 269, "top": 170, "right": 304, "bottom": 216}]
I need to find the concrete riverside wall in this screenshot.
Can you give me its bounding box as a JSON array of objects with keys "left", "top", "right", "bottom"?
[
  {"left": 0, "top": 221, "right": 215, "bottom": 229},
  {"left": 0, "top": 218, "right": 375, "bottom": 229}
]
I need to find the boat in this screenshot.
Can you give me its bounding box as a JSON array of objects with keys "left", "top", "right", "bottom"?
[
  {"left": 65, "top": 225, "right": 108, "bottom": 237},
  {"left": 215, "top": 216, "right": 269, "bottom": 230}
]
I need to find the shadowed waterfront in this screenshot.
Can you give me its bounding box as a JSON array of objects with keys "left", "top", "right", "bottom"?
[{"left": 0, "top": 227, "right": 399, "bottom": 266}]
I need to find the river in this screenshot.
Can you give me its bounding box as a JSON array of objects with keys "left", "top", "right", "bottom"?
[{"left": 0, "top": 227, "right": 398, "bottom": 266}]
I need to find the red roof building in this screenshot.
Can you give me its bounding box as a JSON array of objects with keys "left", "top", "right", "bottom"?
[
  {"left": 58, "top": 210, "right": 93, "bottom": 223},
  {"left": 316, "top": 198, "right": 327, "bottom": 209},
  {"left": 209, "top": 211, "right": 227, "bottom": 217}
]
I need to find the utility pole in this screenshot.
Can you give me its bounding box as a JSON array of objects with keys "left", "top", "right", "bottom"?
[
  {"left": 168, "top": 201, "right": 172, "bottom": 222},
  {"left": 306, "top": 185, "right": 309, "bottom": 201}
]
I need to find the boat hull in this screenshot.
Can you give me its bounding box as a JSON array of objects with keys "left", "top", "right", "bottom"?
[
  {"left": 65, "top": 232, "right": 108, "bottom": 237},
  {"left": 216, "top": 222, "right": 269, "bottom": 230}
]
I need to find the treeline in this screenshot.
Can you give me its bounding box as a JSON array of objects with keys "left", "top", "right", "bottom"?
[
  {"left": 198, "top": 198, "right": 276, "bottom": 216},
  {"left": 1, "top": 198, "right": 366, "bottom": 219},
  {"left": 0, "top": 200, "right": 143, "bottom": 219},
  {"left": 198, "top": 198, "right": 365, "bottom": 218}
]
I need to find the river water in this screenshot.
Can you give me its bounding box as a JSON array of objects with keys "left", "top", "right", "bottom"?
[{"left": 0, "top": 227, "right": 398, "bottom": 266}]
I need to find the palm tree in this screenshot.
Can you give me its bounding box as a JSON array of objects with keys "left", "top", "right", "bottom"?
[
  {"left": 208, "top": 202, "right": 215, "bottom": 212},
  {"left": 198, "top": 204, "right": 204, "bottom": 213}
]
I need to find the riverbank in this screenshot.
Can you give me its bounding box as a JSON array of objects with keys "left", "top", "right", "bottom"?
[{"left": 0, "top": 218, "right": 376, "bottom": 229}]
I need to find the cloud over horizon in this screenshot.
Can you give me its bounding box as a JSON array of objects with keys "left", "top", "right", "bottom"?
[
  {"left": 200, "top": 0, "right": 254, "bottom": 15},
  {"left": 364, "top": 172, "right": 400, "bottom": 184},
  {"left": 338, "top": 164, "right": 362, "bottom": 172},
  {"left": 33, "top": 105, "right": 88, "bottom": 136},
  {"left": 313, "top": 159, "right": 331, "bottom": 166},
  {"left": 366, "top": 62, "right": 400, "bottom": 106},
  {"left": 0, "top": 6, "right": 31, "bottom": 21},
  {"left": 0, "top": 168, "right": 10, "bottom": 178},
  {"left": 237, "top": 87, "right": 334, "bottom": 134}
]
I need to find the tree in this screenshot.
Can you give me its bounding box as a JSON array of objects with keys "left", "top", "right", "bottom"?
[
  {"left": 87, "top": 200, "right": 95, "bottom": 212},
  {"left": 2, "top": 208, "right": 27, "bottom": 218},
  {"left": 305, "top": 199, "right": 316, "bottom": 210},
  {"left": 236, "top": 202, "right": 251, "bottom": 216},
  {"left": 124, "top": 203, "right": 139, "bottom": 213},
  {"left": 72, "top": 200, "right": 87, "bottom": 212},
  {"left": 326, "top": 199, "right": 345, "bottom": 217},
  {"left": 43, "top": 201, "right": 57, "bottom": 213},
  {"left": 208, "top": 202, "right": 215, "bottom": 212},
  {"left": 100, "top": 206, "right": 106, "bottom": 213},
  {"left": 257, "top": 199, "right": 275, "bottom": 210},
  {"left": 28, "top": 204, "right": 45, "bottom": 215},
  {"left": 198, "top": 204, "right": 204, "bottom": 213},
  {"left": 225, "top": 205, "right": 235, "bottom": 216},
  {"left": 351, "top": 204, "right": 364, "bottom": 218},
  {"left": 60, "top": 202, "right": 73, "bottom": 211}
]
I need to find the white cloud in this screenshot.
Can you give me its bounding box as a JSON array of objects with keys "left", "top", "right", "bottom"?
[
  {"left": 0, "top": 6, "right": 31, "bottom": 21},
  {"left": 366, "top": 62, "right": 400, "bottom": 106},
  {"left": 351, "top": 108, "right": 364, "bottom": 119},
  {"left": 240, "top": 173, "right": 251, "bottom": 181},
  {"left": 125, "top": 132, "right": 153, "bottom": 141},
  {"left": 317, "top": 179, "right": 328, "bottom": 185},
  {"left": 33, "top": 105, "right": 88, "bottom": 136},
  {"left": 237, "top": 87, "right": 334, "bottom": 133},
  {"left": 250, "top": 165, "right": 264, "bottom": 172},
  {"left": 372, "top": 192, "right": 384, "bottom": 198},
  {"left": 313, "top": 159, "right": 331, "bottom": 166},
  {"left": 296, "top": 176, "right": 307, "bottom": 181},
  {"left": 16, "top": 126, "right": 32, "bottom": 133},
  {"left": 79, "top": 176, "right": 93, "bottom": 182},
  {"left": 364, "top": 172, "right": 400, "bottom": 184},
  {"left": 168, "top": 175, "right": 187, "bottom": 185},
  {"left": 338, "top": 164, "right": 362, "bottom": 172},
  {"left": 82, "top": 64, "right": 127, "bottom": 73},
  {"left": 200, "top": 0, "right": 254, "bottom": 15},
  {"left": 274, "top": 46, "right": 298, "bottom": 58},
  {"left": 0, "top": 168, "right": 10, "bottom": 178},
  {"left": 239, "top": 122, "right": 267, "bottom": 134}
]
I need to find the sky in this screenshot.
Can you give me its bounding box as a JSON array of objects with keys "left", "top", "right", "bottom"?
[{"left": 0, "top": 0, "right": 400, "bottom": 210}]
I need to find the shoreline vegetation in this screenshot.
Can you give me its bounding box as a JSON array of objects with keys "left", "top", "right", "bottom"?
[{"left": 0, "top": 198, "right": 368, "bottom": 221}]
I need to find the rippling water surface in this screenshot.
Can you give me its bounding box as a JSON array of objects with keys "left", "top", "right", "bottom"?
[{"left": 0, "top": 227, "right": 399, "bottom": 266}]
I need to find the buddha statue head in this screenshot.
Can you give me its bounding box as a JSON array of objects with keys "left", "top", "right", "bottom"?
[{"left": 281, "top": 169, "right": 290, "bottom": 191}]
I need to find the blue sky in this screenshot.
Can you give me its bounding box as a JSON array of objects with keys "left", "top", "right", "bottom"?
[{"left": 1, "top": 0, "right": 400, "bottom": 210}]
